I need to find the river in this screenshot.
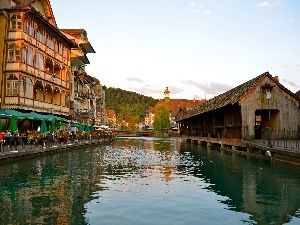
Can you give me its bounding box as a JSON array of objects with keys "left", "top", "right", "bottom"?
[{"left": 0, "top": 137, "right": 300, "bottom": 225}]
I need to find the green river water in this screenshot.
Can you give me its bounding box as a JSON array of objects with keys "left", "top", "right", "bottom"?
[{"left": 0, "top": 137, "right": 300, "bottom": 225}]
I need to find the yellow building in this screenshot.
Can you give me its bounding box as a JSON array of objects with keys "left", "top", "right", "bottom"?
[{"left": 0, "top": 0, "right": 76, "bottom": 117}]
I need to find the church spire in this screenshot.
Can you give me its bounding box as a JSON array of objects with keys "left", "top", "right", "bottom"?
[{"left": 164, "top": 87, "right": 170, "bottom": 102}]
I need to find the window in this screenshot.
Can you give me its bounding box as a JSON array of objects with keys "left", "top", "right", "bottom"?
[
  {"left": 62, "top": 47, "right": 67, "bottom": 58},
  {"left": 61, "top": 92, "right": 66, "bottom": 106},
  {"left": 27, "top": 47, "right": 33, "bottom": 66},
  {"left": 28, "top": 21, "right": 35, "bottom": 37},
  {"left": 46, "top": 34, "right": 53, "bottom": 49},
  {"left": 76, "top": 80, "right": 83, "bottom": 92},
  {"left": 23, "top": 20, "right": 28, "bottom": 33},
  {"left": 22, "top": 47, "right": 27, "bottom": 64},
  {"left": 26, "top": 78, "right": 33, "bottom": 98},
  {"left": 37, "top": 28, "right": 45, "bottom": 43},
  {"left": 58, "top": 43, "right": 62, "bottom": 55},
  {"left": 8, "top": 43, "right": 20, "bottom": 62},
  {"left": 19, "top": 79, "right": 24, "bottom": 97},
  {"left": 35, "top": 51, "right": 44, "bottom": 70},
  {"left": 65, "top": 94, "right": 70, "bottom": 108},
  {"left": 10, "top": 14, "right": 22, "bottom": 30},
  {"left": 6, "top": 74, "right": 19, "bottom": 96},
  {"left": 54, "top": 41, "right": 59, "bottom": 53}
]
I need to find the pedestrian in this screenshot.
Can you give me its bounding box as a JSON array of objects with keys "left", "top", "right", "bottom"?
[
  {"left": 0, "top": 130, "right": 4, "bottom": 148},
  {"left": 37, "top": 126, "right": 40, "bottom": 132}
]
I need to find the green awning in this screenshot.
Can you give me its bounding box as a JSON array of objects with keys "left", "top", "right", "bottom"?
[
  {"left": 5, "top": 109, "right": 26, "bottom": 119},
  {"left": 23, "top": 112, "right": 48, "bottom": 121},
  {"left": 0, "top": 109, "right": 11, "bottom": 118},
  {"left": 44, "top": 114, "right": 67, "bottom": 122}
]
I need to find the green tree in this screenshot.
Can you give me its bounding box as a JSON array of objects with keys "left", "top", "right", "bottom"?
[
  {"left": 153, "top": 104, "right": 171, "bottom": 131},
  {"left": 104, "top": 87, "right": 158, "bottom": 124}
]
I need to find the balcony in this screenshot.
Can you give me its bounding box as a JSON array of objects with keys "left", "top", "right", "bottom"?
[{"left": 3, "top": 97, "right": 69, "bottom": 116}]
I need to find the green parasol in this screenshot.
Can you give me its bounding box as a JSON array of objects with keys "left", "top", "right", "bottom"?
[
  {"left": 89, "top": 125, "right": 94, "bottom": 132},
  {"left": 79, "top": 123, "right": 84, "bottom": 132},
  {"left": 8, "top": 115, "right": 18, "bottom": 133},
  {"left": 85, "top": 124, "right": 90, "bottom": 133},
  {"left": 40, "top": 119, "right": 48, "bottom": 133},
  {"left": 50, "top": 119, "right": 56, "bottom": 132}
]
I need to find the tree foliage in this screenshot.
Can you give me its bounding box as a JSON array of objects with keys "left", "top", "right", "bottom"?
[
  {"left": 153, "top": 104, "right": 171, "bottom": 131},
  {"left": 104, "top": 86, "right": 158, "bottom": 125}
]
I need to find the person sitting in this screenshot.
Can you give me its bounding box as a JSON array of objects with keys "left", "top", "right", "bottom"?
[
  {"left": 4, "top": 130, "right": 11, "bottom": 147},
  {"left": 0, "top": 130, "right": 4, "bottom": 149}
]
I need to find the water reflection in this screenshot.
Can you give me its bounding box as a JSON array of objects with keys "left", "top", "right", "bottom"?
[{"left": 0, "top": 137, "right": 300, "bottom": 224}]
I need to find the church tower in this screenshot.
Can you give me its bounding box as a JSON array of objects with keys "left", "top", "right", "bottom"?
[{"left": 164, "top": 87, "right": 170, "bottom": 102}]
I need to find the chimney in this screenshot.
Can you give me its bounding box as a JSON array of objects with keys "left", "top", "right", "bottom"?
[{"left": 274, "top": 76, "right": 279, "bottom": 82}]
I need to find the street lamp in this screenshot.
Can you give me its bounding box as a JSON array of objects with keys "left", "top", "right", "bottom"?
[{"left": 266, "top": 90, "right": 272, "bottom": 147}]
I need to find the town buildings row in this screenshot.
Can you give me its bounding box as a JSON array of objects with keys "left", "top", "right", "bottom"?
[{"left": 0, "top": 0, "right": 108, "bottom": 129}]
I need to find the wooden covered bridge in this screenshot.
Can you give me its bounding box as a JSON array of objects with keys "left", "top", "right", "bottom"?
[{"left": 176, "top": 72, "right": 300, "bottom": 164}]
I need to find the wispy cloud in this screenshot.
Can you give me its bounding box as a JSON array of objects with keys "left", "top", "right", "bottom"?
[
  {"left": 203, "top": 10, "right": 212, "bottom": 15},
  {"left": 182, "top": 80, "right": 232, "bottom": 96},
  {"left": 189, "top": 2, "right": 205, "bottom": 14},
  {"left": 130, "top": 84, "right": 162, "bottom": 98},
  {"left": 282, "top": 79, "right": 299, "bottom": 88},
  {"left": 126, "top": 76, "right": 144, "bottom": 82},
  {"left": 257, "top": 1, "right": 281, "bottom": 8}
]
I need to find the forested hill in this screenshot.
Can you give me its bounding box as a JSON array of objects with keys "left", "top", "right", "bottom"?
[{"left": 103, "top": 86, "right": 158, "bottom": 124}]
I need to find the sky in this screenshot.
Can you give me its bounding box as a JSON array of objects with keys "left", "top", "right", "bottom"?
[{"left": 50, "top": 0, "right": 300, "bottom": 100}]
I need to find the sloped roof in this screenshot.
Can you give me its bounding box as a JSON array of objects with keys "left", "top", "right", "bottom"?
[
  {"left": 176, "top": 71, "right": 300, "bottom": 121},
  {"left": 61, "top": 29, "right": 87, "bottom": 39},
  {"left": 12, "top": 0, "right": 56, "bottom": 26},
  {"left": 61, "top": 29, "right": 96, "bottom": 53}
]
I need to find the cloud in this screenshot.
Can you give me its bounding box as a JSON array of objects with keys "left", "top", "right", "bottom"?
[
  {"left": 203, "top": 10, "right": 212, "bottom": 15},
  {"left": 189, "top": 3, "right": 196, "bottom": 7},
  {"left": 192, "top": 9, "right": 200, "bottom": 13},
  {"left": 282, "top": 79, "right": 299, "bottom": 88},
  {"left": 182, "top": 80, "right": 232, "bottom": 96},
  {"left": 129, "top": 84, "right": 162, "bottom": 98},
  {"left": 125, "top": 76, "right": 144, "bottom": 83},
  {"left": 296, "top": 64, "right": 300, "bottom": 67},
  {"left": 257, "top": 1, "right": 281, "bottom": 8}
]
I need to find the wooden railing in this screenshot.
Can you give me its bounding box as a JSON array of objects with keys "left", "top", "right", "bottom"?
[{"left": 4, "top": 97, "right": 69, "bottom": 115}]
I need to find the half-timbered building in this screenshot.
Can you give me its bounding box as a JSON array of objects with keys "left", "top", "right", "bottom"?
[{"left": 0, "top": 0, "right": 76, "bottom": 117}]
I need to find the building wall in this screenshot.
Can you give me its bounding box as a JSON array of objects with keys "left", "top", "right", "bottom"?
[
  {"left": 241, "top": 76, "right": 300, "bottom": 140},
  {"left": 0, "top": 13, "right": 8, "bottom": 102},
  {"left": 1, "top": 5, "right": 73, "bottom": 116}
]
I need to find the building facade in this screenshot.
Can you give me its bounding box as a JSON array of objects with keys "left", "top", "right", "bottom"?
[
  {"left": 0, "top": 0, "right": 77, "bottom": 117},
  {"left": 0, "top": 0, "right": 106, "bottom": 128}
]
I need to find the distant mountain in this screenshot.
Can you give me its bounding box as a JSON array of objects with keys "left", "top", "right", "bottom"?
[{"left": 103, "top": 86, "right": 158, "bottom": 124}]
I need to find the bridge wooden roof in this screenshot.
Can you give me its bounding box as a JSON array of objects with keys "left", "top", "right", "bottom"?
[{"left": 176, "top": 71, "right": 299, "bottom": 121}]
